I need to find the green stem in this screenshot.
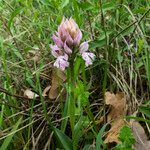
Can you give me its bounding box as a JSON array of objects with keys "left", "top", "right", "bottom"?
[{"left": 68, "top": 51, "right": 76, "bottom": 135}]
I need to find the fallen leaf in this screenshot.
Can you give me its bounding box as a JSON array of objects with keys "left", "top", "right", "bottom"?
[
  {"left": 49, "top": 68, "right": 66, "bottom": 99},
  {"left": 105, "top": 119, "right": 126, "bottom": 143},
  {"left": 24, "top": 89, "right": 39, "bottom": 99},
  {"left": 131, "top": 121, "right": 150, "bottom": 150},
  {"left": 104, "top": 92, "right": 127, "bottom": 143},
  {"left": 42, "top": 85, "right": 51, "bottom": 97}
]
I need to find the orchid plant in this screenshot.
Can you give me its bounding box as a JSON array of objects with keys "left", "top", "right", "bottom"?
[{"left": 50, "top": 17, "right": 95, "bottom": 135}]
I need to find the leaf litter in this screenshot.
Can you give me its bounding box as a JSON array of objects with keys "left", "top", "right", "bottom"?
[
  {"left": 104, "top": 91, "right": 127, "bottom": 143},
  {"left": 104, "top": 91, "right": 150, "bottom": 150},
  {"left": 24, "top": 89, "right": 39, "bottom": 99},
  {"left": 48, "top": 68, "right": 66, "bottom": 99}
]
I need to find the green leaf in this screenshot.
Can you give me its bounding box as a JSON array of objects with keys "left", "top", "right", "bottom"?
[
  {"left": 102, "top": 2, "right": 116, "bottom": 11},
  {"left": 77, "top": 1, "right": 93, "bottom": 11},
  {"left": 90, "top": 39, "right": 106, "bottom": 49},
  {"left": 75, "top": 80, "right": 89, "bottom": 108},
  {"left": 119, "top": 125, "right": 135, "bottom": 145},
  {"left": 8, "top": 8, "right": 24, "bottom": 29},
  {"left": 72, "top": 116, "right": 84, "bottom": 150},
  {"left": 139, "top": 106, "right": 150, "bottom": 118},
  {"left": 114, "top": 125, "right": 135, "bottom": 150},
  {"left": 72, "top": 0, "right": 81, "bottom": 26},
  {"left": 13, "top": 48, "right": 24, "bottom": 61},
  {"left": 60, "top": 92, "right": 69, "bottom": 132},
  {"left": 0, "top": 104, "right": 4, "bottom": 127},
  {"left": 79, "top": 91, "right": 89, "bottom": 107},
  {"left": 125, "top": 116, "right": 150, "bottom": 123},
  {"left": 83, "top": 144, "right": 95, "bottom": 150},
  {"left": 121, "top": 26, "right": 134, "bottom": 37},
  {"left": 90, "top": 31, "right": 112, "bottom": 49},
  {"left": 96, "top": 124, "right": 107, "bottom": 150},
  {"left": 61, "top": 0, "right": 69, "bottom": 8},
  {"left": 74, "top": 57, "right": 82, "bottom": 79},
  {"left": 53, "top": 127, "right": 73, "bottom": 150},
  {"left": 0, "top": 117, "right": 22, "bottom": 150}
]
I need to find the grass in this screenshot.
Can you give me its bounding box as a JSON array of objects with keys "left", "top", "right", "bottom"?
[{"left": 0, "top": 0, "right": 150, "bottom": 149}]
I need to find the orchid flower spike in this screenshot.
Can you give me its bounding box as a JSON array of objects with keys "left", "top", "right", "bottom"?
[{"left": 50, "top": 17, "right": 95, "bottom": 70}]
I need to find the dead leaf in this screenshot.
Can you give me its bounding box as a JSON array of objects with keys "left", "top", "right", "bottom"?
[
  {"left": 105, "top": 119, "right": 126, "bottom": 143},
  {"left": 104, "top": 92, "right": 150, "bottom": 147},
  {"left": 24, "top": 89, "right": 39, "bottom": 99},
  {"left": 131, "top": 121, "right": 150, "bottom": 150},
  {"left": 42, "top": 86, "right": 51, "bottom": 97},
  {"left": 49, "top": 69, "right": 66, "bottom": 99},
  {"left": 104, "top": 92, "right": 127, "bottom": 143}
]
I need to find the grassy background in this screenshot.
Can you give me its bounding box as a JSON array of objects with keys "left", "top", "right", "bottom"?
[{"left": 0, "top": 0, "right": 150, "bottom": 149}]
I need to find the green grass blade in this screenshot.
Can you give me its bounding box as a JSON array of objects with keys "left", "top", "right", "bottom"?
[
  {"left": 53, "top": 127, "right": 73, "bottom": 150},
  {"left": 96, "top": 124, "right": 107, "bottom": 150},
  {"left": 139, "top": 106, "right": 150, "bottom": 118},
  {"left": 61, "top": 0, "right": 69, "bottom": 8},
  {"left": 0, "top": 117, "right": 22, "bottom": 150}
]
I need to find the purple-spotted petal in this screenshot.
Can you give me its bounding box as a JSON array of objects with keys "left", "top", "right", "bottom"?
[
  {"left": 80, "top": 41, "right": 89, "bottom": 53},
  {"left": 50, "top": 44, "right": 62, "bottom": 58},
  {"left": 54, "top": 54, "right": 69, "bottom": 71},
  {"left": 81, "top": 52, "right": 95, "bottom": 67},
  {"left": 52, "top": 34, "right": 63, "bottom": 47},
  {"left": 74, "top": 29, "right": 82, "bottom": 45},
  {"left": 63, "top": 53, "right": 68, "bottom": 60},
  {"left": 64, "top": 42, "right": 72, "bottom": 54}
]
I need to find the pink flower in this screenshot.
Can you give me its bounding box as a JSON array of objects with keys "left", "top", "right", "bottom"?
[
  {"left": 80, "top": 41, "right": 95, "bottom": 66},
  {"left": 79, "top": 41, "right": 89, "bottom": 53},
  {"left": 73, "top": 30, "right": 82, "bottom": 45},
  {"left": 81, "top": 52, "right": 95, "bottom": 67},
  {"left": 52, "top": 17, "right": 82, "bottom": 49},
  {"left": 52, "top": 34, "right": 63, "bottom": 48},
  {"left": 54, "top": 54, "right": 69, "bottom": 71},
  {"left": 64, "top": 41, "right": 72, "bottom": 54},
  {"left": 50, "top": 44, "right": 62, "bottom": 58},
  {"left": 50, "top": 17, "right": 95, "bottom": 70}
]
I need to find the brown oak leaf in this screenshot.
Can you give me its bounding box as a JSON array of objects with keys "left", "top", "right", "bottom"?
[{"left": 104, "top": 92, "right": 127, "bottom": 143}]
